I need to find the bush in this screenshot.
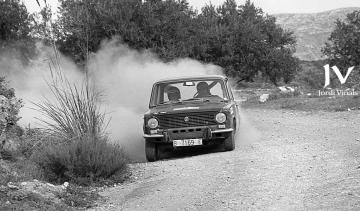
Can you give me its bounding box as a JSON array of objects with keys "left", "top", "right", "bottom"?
[
  {"left": 0, "top": 159, "right": 44, "bottom": 186},
  {"left": 34, "top": 135, "right": 127, "bottom": 185},
  {"left": 0, "top": 77, "right": 23, "bottom": 136},
  {"left": 18, "top": 128, "right": 49, "bottom": 159}
]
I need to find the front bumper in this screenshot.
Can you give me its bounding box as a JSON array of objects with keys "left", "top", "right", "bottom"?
[
  {"left": 143, "top": 128, "right": 233, "bottom": 138},
  {"left": 143, "top": 126, "right": 233, "bottom": 144}
]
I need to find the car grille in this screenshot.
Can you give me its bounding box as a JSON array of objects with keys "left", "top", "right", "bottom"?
[{"left": 157, "top": 111, "right": 218, "bottom": 129}]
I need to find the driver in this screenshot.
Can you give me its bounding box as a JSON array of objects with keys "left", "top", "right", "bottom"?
[
  {"left": 196, "top": 81, "right": 212, "bottom": 98},
  {"left": 166, "top": 86, "right": 181, "bottom": 101}
]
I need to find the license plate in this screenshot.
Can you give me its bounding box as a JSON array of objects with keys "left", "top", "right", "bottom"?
[{"left": 173, "top": 139, "right": 203, "bottom": 147}]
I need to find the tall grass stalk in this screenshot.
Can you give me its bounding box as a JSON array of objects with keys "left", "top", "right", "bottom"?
[{"left": 34, "top": 71, "right": 107, "bottom": 141}]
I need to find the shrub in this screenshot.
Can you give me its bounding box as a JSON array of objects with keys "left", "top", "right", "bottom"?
[
  {"left": 0, "top": 158, "right": 44, "bottom": 186},
  {"left": 0, "top": 77, "right": 23, "bottom": 136},
  {"left": 34, "top": 135, "right": 127, "bottom": 185},
  {"left": 18, "top": 128, "right": 49, "bottom": 159}
]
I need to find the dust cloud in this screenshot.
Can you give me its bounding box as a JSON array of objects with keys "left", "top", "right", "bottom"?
[{"left": 236, "top": 108, "right": 261, "bottom": 146}]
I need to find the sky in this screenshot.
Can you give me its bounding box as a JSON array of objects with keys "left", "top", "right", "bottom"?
[{"left": 23, "top": 0, "right": 360, "bottom": 14}]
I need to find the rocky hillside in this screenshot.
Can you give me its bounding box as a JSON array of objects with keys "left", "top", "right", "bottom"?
[{"left": 274, "top": 7, "right": 360, "bottom": 61}]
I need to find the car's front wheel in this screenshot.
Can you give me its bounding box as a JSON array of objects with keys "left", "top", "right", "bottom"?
[{"left": 145, "top": 139, "right": 158, "bottom": 162}]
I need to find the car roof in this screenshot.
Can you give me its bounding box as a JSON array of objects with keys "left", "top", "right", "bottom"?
[{"left": 154, "top": 75, "right": 227, "bottom": 84}]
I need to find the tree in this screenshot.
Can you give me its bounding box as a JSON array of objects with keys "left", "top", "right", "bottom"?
[
  {"left": 56, "top": 0, "right": 198, "bottom": 63},
  {"left": 195, "top": 0, "right": 299, "bottom": 85},
  {"left": 0, "top": 0, "right": 35, "bottom": 63},
  {"left": 323, "top": 10, "right": 360, "bottom": 69},
  {"left": 322, "top": 10, "right": 360, "bottom": 88},
  {"left": 54, "top": 0, "right": 299, "bottom": 85},
  {"left": 56, "top": 0, "right": 139, "bottom": 63}
]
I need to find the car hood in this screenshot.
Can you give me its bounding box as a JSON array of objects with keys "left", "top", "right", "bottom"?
[{"left": 146, "top": 101, "right": 232, "bottom": 115}]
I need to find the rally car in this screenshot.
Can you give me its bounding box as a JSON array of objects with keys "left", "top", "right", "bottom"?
[{"left": 143, "top": 75, "right": 240, "bottom": 161}]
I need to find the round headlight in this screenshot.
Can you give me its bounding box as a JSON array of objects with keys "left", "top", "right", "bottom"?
[
  {"left": 215, "top": 112, "right": 227, "bottom": 123},
  {"left": 147, "top": 118, "right": 159, "bottom": 129}
]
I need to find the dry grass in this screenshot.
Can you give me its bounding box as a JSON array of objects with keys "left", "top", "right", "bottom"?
[{"left": 34, "top": 78, "right": 107, "bottom": 141}]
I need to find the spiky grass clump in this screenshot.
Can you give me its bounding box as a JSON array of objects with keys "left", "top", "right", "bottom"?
[
  {"left": 34, "top": 70, "right": 127, "bottom": 185},
  {"left": 34, "top": 79, "right": 107, "bottom": 141}
]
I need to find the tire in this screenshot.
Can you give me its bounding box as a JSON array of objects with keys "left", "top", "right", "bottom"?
[
  {"left": 145, "top": 139, "right": 158, "bottom": 162},
  {"left": 224, "top": 124, "right": 236, "bottom": 151}
]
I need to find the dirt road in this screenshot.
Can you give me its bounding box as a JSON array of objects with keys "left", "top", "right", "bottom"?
[{"left": 92, "top": 108, "right": 360, "bottom": 210}]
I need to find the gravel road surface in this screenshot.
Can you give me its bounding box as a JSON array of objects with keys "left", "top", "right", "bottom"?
[{"left": 91, "top": 108, "right": 360, "bottom": 211}]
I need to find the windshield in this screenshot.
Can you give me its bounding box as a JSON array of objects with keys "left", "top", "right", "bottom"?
[{"left": 150, "top": 79, "right": 228, "bottom": 106}]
